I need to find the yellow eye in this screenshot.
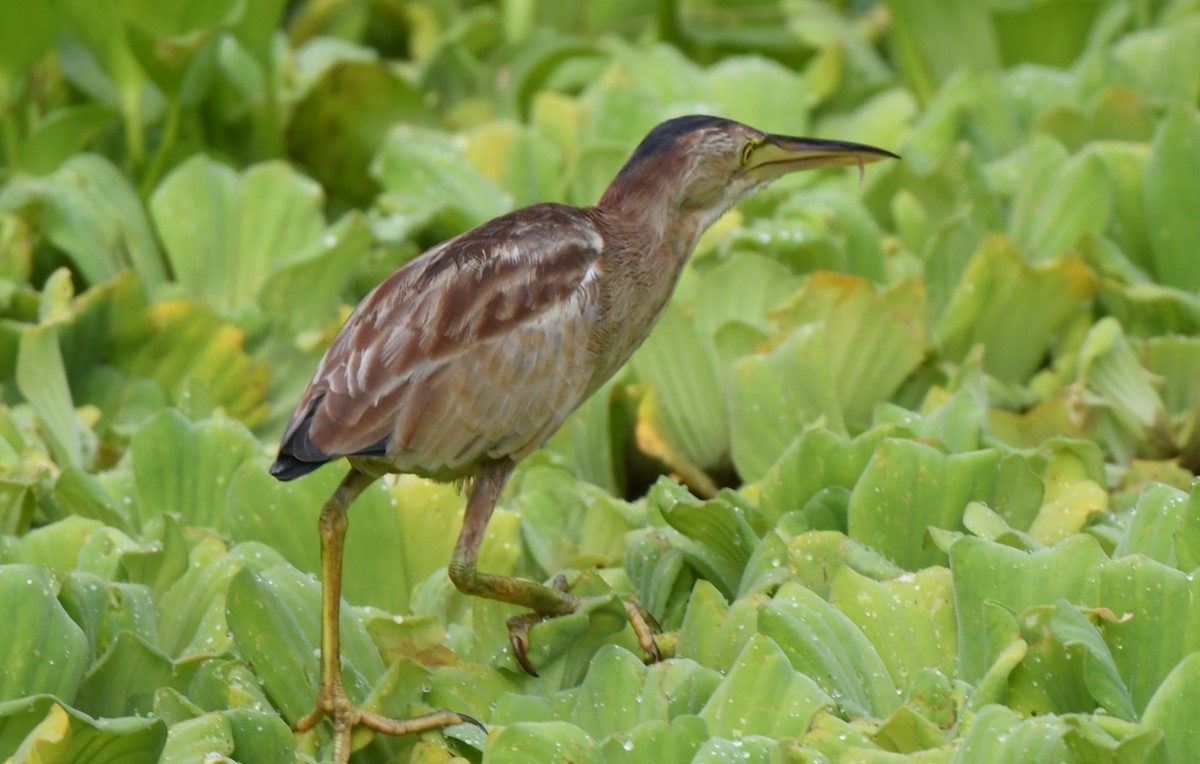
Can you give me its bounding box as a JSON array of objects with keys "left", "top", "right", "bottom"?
[{"left": 740, "top": 142, "right": 755, "bottom": 164}]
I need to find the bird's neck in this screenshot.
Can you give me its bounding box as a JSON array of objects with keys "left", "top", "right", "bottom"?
[
  {"left": 595, "top": 199, "right": 708, "bottom": 280},
  {"left": 596, "top": 171, "right": 708, "bottom": 269},
  {"left": 583, "top": 189, "right": 712, "bottom": 390}
]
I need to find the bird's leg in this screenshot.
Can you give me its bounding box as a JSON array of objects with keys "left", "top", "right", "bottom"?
[
  {"left": 293, "top": 468, "right": 474, "bottom": 763},
  {"left": 448, "top": 460, "right": 578, "bottom": 615},
  {"left": 448, "top": 460, "right": 660, "bottom": 674}
]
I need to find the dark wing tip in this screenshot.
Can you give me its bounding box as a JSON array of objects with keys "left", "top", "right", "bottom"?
[
  {"left": 269, "top": 453, "right": 325, "bottom": 481},
  {"left": 270, "top": 397, "right": 332, "bottom": 481},
  {"left": 269, "top": 394, "right": 394, "bottom": 482}
]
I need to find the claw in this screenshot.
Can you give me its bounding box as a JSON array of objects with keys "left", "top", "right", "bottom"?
[
  {"left": 622, "top": 600, "right": 661, "bottom": 664},
  {"left": 504, "top": 596, "right": 663, "bottom": 677},
  {"left": 507, "top": 612, "right": 549, "bottom": 676},
  {"left": 637, "top": 604, "right": 663, "bottom": 634}
]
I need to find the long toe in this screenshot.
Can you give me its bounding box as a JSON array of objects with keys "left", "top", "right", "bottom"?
[
  {"left": 360, "top": 708, "right": 483, "bottom": 736},
  {"left": 293, "top": 693, "right": 473, "bottom": 763}
]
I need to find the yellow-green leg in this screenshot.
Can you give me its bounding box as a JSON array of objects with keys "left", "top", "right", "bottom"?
[
  {"left": 293, "top": 468, "right": 474, "bottom": 763},
  {"left": 447, "top": 460, "right": 660, "bottom": 675}
]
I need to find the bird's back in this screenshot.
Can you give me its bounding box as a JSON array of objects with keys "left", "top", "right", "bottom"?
[{"left": 271, "top": 203, "right": 606, "bottom": 482}]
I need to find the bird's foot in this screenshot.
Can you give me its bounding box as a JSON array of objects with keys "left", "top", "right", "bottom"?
[
  {"left": 506, "top": 576, "right": 662, "bottom": 676},
  {"left": 293, "top": 681, "right": 480, "bottom": 763}
]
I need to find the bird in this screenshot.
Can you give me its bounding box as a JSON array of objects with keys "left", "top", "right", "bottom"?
[{"left": 270, "top": 114, "right": 897, "bottom": 761}]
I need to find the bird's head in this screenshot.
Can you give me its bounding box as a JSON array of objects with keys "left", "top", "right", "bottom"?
[{"left": 599, "top": 115, "right": 898, "bottom": 231}]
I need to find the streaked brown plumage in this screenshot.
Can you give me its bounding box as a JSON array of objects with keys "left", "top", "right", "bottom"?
[
  {"left": 271, "top": 114, "right": 896, "bottom": 762},
  {"left": 275, "top": 205, "right": 599, "bottom": 479}
]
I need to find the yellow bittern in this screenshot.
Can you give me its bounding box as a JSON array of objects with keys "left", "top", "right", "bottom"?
[{"left": 271, "top": 115, "right": 896, "bottom": 760}]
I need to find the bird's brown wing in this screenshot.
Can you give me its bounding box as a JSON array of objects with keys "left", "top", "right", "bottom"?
[{"left": 272, "top": 204, "right": 604, "bottom": 480}]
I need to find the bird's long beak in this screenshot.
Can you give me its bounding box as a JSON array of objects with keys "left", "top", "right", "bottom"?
[{"left": 744, "top": 134, "right": 899, "bottom": 181}]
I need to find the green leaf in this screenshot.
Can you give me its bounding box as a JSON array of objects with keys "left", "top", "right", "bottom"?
[
  {"left": 0, "top": 155, "right": 167, "bottom": 286},
  {"left": 771, "top": 274, "right": 930, "bottom": 429},
  {"left": 255, "top": 211, "right": 373, "bottom": 333},
  {"left": 509, "top": 584, "right": 636, "bottom": 685},
  {"left": 153, "top": 535, "right": 238, "bottom": 659},
  {"left": 1018, "top": 149, "right": 1112, "bottom": 262},
  {"left": 1099, "top": 556, "right": 1200, "bottom": 715},
  {"left": 19, "top": 104, "right": 117, "bottom": 175},
  {"left": 75, "top": 632, "right": 180, "bottom": 718},
  {"left": 675, "top": 580, "right": 764, "bottom": 674},
  {"left": 955, "top": 704, "right": 1070, "bottom": 764},
  {"left": 1026, "top": 443, "right": 1108, "bottom": 546},
  {"left": 158, "top": 712, "right": 234, "bottom": 764},
  {"left": 545, "top": 377, "right": 622, "bottom": 496},
  {"left": 991, "top": 0, "right": 1104, "bottom": 68},
  {"left": 1141, "top": 653, "right": 1200, "bottom": 764},
  {"left": 773, "top": 191, "right": 891, "bottom": 281},
  {"left": 151, "top": 157, "right": 327, "bottom": 315},
  {"left": 1048, "top": 601, "right": 1136, "bottom": 721},
  {"left": 570, "top": 646, "right": 686, "bottom": 739},
  {"left": 59, "top": 576, "right": 159, "bottom": 665},
  {"left": 180, "top": 658, "right": 274, "bottom": 716},
  {"left": 623, "top": 532, "right": 693, "bottom": 631},
  {"left": 1077, "top": 317, "right": 1173, "bottom": 461},
  {"left": 288, "top": 60, "right": 431, "bottom": 206},
  {"left": 17, "top": 515, "right": 104, "bottom": 575},
  {"left": 707, "top": 58, "right": 811, "bottom": 135},
  {"left": 935, "top": 235, "right": 1098, "bottom": 382},
  {"left": 0, "top": 565, "right": 90, "bottom": 702},
  {"left": 599, "top": 716, "right": 709, "bottom": 764},
  {"left": 17, "top": 324, "right": 84, "bottom": 469},
  {"left": 1092, "top": 142, "right": 1153, "bottom": 274},
  {"left": 730, "top": 324, "right": 845, "bottom": 481},
  {"left": 1063, "top": 714, "right": 1164, "bottom": 764},
  {"left": 759, "top": 581, "right": 900, "bottom": 719},
  {"left": 0, "top": 696, "right": 166, "bottom": 764},
  {"left": 50, "top": 468, "right": 131, "bottom": 537},
  {"left": 885, "top": 0, "right": 1000, "bottom": 102},
  {"left": 225, "top": 563, "right": 383, "bottom": 724},
  {"left": 0, "top": 0, "right": 61, "bottom": 80},
  {"left": 950, "top": 535, "right": 1106, "bottom": 684},
  {"left": 464, "top": 120, "right": 563, "bottom": 208},
  {"left": 781, "top": 530, "right": 903, "bottom": 602},
  {"left": 830, "top": 566, "right": 958, "bottom": 693},
  {"left": 125, "top": 0, "right": 241, "bottom": 38},
  {"left": 650, "top": 480, "right": 758, "bottom": 601},
  {"left": 1144, "top": 108, "right": 1200, "bottom": 291},
  {"left": 848, "top": 439, "right": 1003, "bottom": 570},
  {"left": 107, "top": 287, "right": 270, "bottom": 426},
  {"left": 699, "top": 633, "right": 832, "bottom": 738},
  {"left": 871, "top": 704, "right": 948, "bottom": 754},
  {"left": 130, "top": 411, "right": 258, "bottom": 533},
  {"left": 1111, "top": 20, "right": 1200, "bottom": 107},
  {"left": 691, "top": 253, "right": 801, "bottom": 341},
  {"left": 225, "top": 707, "right": 299, "bottom": 764},
  {"left": 692, "top": 735, "right": 778, "bottom": 763},
  {"left": 1112, "top": 482, "right": 1190, "bottom": 567},
  {"left": 125, "top": 22, "right": 220, "bottom": 106},
  {"left": 631, "top": 302, "right": 729, "bottom": 480},
  {"left": 371, "top": 125, "right": 511, "bottom": 238},
  {"left": 759, "top": 425, "right": 892, "bottom": 526},
  {"left": 484, "top": 721, "right": 599, "bottom": 763}
]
